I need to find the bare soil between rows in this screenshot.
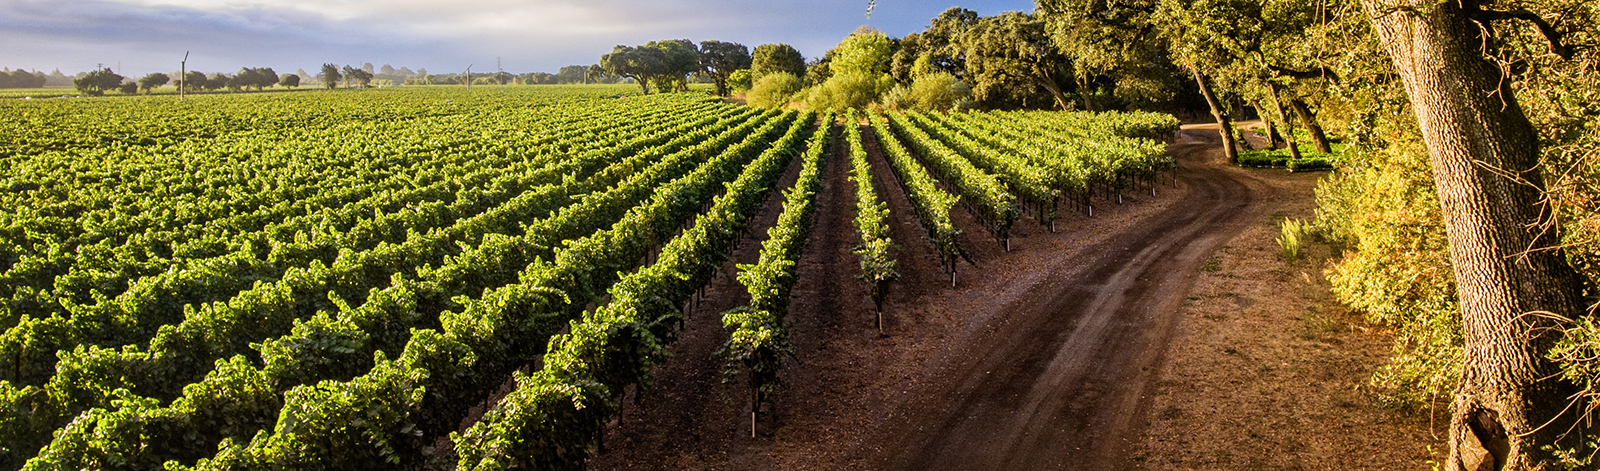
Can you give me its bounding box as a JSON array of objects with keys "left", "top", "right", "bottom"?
[{"left": 588, "top": 123, "right": 1434, "bottom": 470}]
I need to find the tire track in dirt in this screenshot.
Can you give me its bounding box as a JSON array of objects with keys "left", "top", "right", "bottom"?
[
  {"left": 592, "top": 126, "right": 1282, "bottom": 471},
  {"left": 867, "top": 128, "right": 1273, "bottom": 470}
]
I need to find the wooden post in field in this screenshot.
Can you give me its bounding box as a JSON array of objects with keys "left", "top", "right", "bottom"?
[{"left": 180, "top": 51, "right": 188, "bottom": 100}]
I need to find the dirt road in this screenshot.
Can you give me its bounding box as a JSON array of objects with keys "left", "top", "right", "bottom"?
[
  {"left": 593, "top": 126, "right": 1307, "bottom": 470},
  {"left": 866, "top": 127, "right": 1269, "bottom": 470}
]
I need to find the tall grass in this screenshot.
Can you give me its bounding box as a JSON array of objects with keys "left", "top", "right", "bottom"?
[{"left": 1277, "top": 218, "right": 1312, "bottom": 261}]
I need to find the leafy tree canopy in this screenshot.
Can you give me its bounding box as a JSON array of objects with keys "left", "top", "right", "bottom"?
[
  {"left": 751, "top": 43, "right": 806, "bottom": 82},
  {"left": 137, "top": 73, "right": 169, "bottom": 93},
  {"left": 698, "top": 40, "right": 752, "bottom": 96},
  {"left": 832, "top": 27, "right": 894, "bottom": 76},
  {"left": 319, "top": 63, "right": 342, "bottom": 90},
  {"left": 73, "top": 68, "right": 124, "bottom": 96}
]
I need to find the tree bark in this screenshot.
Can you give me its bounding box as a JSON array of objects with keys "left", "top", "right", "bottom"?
[
  {"left": 1265, "top": 82, "right": 1303, "bottom": 160},
  {"left": 1288, "top": 98, "right": 1333, "bottom": 154},
  {"left": 1362, "top": 1, "right": 1590, "bottom": 469},
  {"left": 1257, "top": 102, "right": 1284, "bottom": 149},
  {"left": 1192, "top": 69, "right": 1239, "bottom": 163},
  {"left": 1266, "top": 119, "right": 1284, "bottom": 148},
  {"left": 1038, "top": 76, "right": 1072, "bottom": 111},
  {"left": 1076, "top": 73, "right": 1095, "bottom": 112}
]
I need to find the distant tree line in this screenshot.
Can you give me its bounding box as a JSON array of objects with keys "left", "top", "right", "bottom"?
[
  {"left": 0, "top": 69, "right": 47, "bottom": 88},
  {"left": 50, "top": 66, "right": 305, "bottom": 96},
  {"left": 731, "top": 9, "right": 1191, "bottom": 112},
  {"left": 600, "top": 39, "right": 751, "bottom": 96},
  {"left": 23, "top": 57, "right": 718, "bottom": 96},
  {"left": 397, "top": 64, "right": 621, "bottom": 87},
  {"left": 585, "top": 16, "right": 1153, "bottom": 112},
  {"left": 171, "top": 67, "right": 299, "bottom": 93}
]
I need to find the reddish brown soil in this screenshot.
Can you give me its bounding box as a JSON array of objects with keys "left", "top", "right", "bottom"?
[
  {"left": 1130, "top": 124, "right": 1437, "bottom": 469},
  {"left": 589, "top": 123, "right": 1432, "bottom": 470}
]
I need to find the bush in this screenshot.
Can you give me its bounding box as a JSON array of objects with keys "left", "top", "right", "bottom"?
[
  {"left": 879, "top": 85, "right": 913, "bottom": 110},
  {"left": 908, "top": 73, "right": 971, "bottom": 111},
  {"left": 1276, "top": 218, "right": 1311, "bottom": 261},
  {"left": 881, "top": 72, "right": 972, "bottom": 112},
  {"left": 1315, "top": 141, "right": 1461, "bottom": 410},
  {"left": 1237, "top": 152, "right": 1284, "bottom": 167},
  {"left": 1286, "top": 157, "right": 1332, "bottom": 171},
  {"left": 729, "top": 69, "right": 752, "bottom": 94},
  {"left": 805, "top": 71, "right": 893, "bottom": 112},
  {"left": 747, "top": 72, "right": 801, "bottom": 108},
  {"left": 72, "top": 68, "right": 124, "bottom": 96},
  {"left": 1238, "top": 146, "right": 1339, "bottom": 171}
]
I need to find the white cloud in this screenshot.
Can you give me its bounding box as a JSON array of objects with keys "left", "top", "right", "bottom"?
[{"left": 0, "top": 0, "right": 1035, "bottom": 75}]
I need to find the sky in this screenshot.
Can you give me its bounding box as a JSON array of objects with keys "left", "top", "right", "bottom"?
[{"left": 1, "top": 0, "right": 1035, "bottom": 77}]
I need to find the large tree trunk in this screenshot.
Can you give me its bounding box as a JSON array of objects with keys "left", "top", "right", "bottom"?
[
  {"left": 1362, "top": 1, "right": 1589, "bottom": 469},
  {"left": 1265, "top": 82, "right": 1304, "bottom": 160},
  {"left": 1288, "top": 98, "right": 1333, "bottom": 154},
  {"left": 1192, "top": 70, "right": 1239, "bottom": 163},
  {"left": 1038, "top": 76, "right": 1072, "bottom": 111},
  {"left": 1076, "top": 73, "right": 1095, "bottom": 112},
  {"left": 1257, "top": 103, "right": 1284, "bottom": 149}
]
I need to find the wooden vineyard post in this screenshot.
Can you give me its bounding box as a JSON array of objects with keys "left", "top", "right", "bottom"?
[
  {"left": 873, "top": 280, "right": 891, "bottom": 335},
  {"left": 876, "top": 285, "right": 889, "bottom": 333},
  {"left": 1050, "top": 195, "right": 1058, "bottom": 233},
  {"left": 179, "top": 51, "right": 188, "bottom": 101},
  {"left": 1116, "top": 174, "right": 1124, "bottom": 205}
]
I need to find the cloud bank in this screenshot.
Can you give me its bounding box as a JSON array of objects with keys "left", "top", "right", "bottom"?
[{"left": 0, "top": 0, "right": 1033, "bottom": 76}]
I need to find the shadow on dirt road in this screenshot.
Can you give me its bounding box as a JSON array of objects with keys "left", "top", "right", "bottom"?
[{"left": 868, "top": 127, "right": 1276, "bottom": 470}]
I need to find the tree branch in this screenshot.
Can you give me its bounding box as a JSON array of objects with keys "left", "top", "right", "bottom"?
[
  {"left": 1267, "top": 65, "right": 1342, "bottom": 83},
  {"left": 1475, "top": 9, "right": 1574, "bottom": 60}
]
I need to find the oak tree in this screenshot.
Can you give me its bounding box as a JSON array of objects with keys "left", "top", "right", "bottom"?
[
  {"left": 319, "top": 63, "right": 341, "bottom": 90},
  {"left": 750, "top": 43, "right": 806, "bottom": 82},
  {"left": 698, "top": 40, "right": 752, "bottom": 96},
  {"left": 1360, "top": 0, "right": 1591, "bottom": 468}
]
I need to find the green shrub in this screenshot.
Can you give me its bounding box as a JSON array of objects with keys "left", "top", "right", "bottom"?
[
  {"left": 805, "top": 71, "right": 893, "bottom": 111},
  {"left": 729, "top": 69, "right": 752, "bottom": 94},
  {"left": 747, "top": 72, "right": 801, "bottom": 108},
  {"left": 1277, "top": 218, "right": 1310, "bottom": 261},
  {"left": 1286, "top": 157, "right": 1332, "bottom": 171},
  {"left": 1238, "top": 145, "right": 1341, "bottom": 171},
  {"left": 1237, "top": 152, "right": 1285, "bottom": 167},
  {"left": 878, "top": 73, "right": 973, "bottom": 112},
  {"left": 880, "top": 85, "right": 913, "bottom": 110},
  {"left": 1315, "top": 141, "right": 1461, "bottom": 410},
  {"left": 906, "top": 72, "right": 971, "bottom": 111}
]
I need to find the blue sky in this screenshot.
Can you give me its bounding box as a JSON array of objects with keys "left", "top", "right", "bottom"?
[{"left": 1, "top": 0, "right": 1034, "bottom": 76}]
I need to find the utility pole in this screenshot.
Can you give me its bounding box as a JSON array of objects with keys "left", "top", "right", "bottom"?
[
  {"left": 464, "top": 64, "right": 472, "bottom": 90},
  {"left": 180, "top": 51, "right": 188, "bottom": 100}
]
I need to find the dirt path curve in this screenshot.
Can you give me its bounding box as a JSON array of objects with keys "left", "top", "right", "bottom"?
[
  {"left": 866, "top": 126, "right": 1276, "bottom": 470},
  {"left": 592, "top": 125, "right": 1295, "bottom": 471}
]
